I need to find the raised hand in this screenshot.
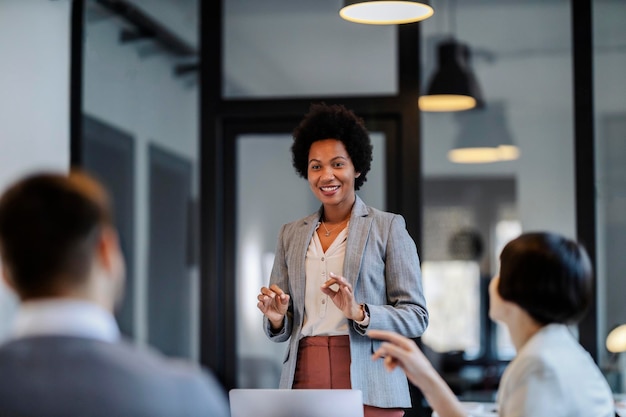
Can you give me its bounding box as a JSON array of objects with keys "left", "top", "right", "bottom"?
[
  {"left": 368, "top": 329, "right": 435, "bottom": 388},
  {"left": 321, "top": 272, "right": 365, "bottom": 322},
  {"left": 257, "top": 284, "right": 290, "bottom": 330},
  {"left": 368, "top": 330, "right": 468, "bottom": 417}
]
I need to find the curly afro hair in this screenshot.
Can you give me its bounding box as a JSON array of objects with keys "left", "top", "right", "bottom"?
[{"left": 291, "top": 103, "right": 373, "bottom": 191}]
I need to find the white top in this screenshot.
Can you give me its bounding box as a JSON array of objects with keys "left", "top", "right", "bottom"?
[
  {"left": 10, "top": 299, "right": 121, "bottom": 343},
  {"left": 497, "top": 323, "right": 614, "bottom": 417},
  {"left": 300, "top": 223, "right": 349, "bottom": 337}
]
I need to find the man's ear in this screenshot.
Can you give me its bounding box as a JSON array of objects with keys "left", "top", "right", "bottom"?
[
  {"left": 355, "top": 172, "right": 361, "bottom": 178},
  {"left": 96, "top": 226, "right": 122, "bottom": 275},
  {"left": 1, "top": 262, "right": 17, "bottom": 293}
]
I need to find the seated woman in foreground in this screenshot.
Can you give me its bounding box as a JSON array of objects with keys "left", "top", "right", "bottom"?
[{"left": 369, "top": 232, "right": 615, "bottom": 417}]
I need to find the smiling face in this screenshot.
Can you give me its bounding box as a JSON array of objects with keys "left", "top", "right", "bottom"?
[{"left": 307, "top": 139, "right": 360, "bottom": 211}]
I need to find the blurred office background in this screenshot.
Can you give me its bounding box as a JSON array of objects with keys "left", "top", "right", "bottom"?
[{"left": 1, "top": 0, "right": 625, "bottom": 415}]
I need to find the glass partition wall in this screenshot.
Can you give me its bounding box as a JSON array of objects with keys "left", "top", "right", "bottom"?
[
  {"left": 419, "top": 0, "right": 576, "bottom": 401},
  {"left": 207, "top": 0, "right": 617, "bottom": 409},
  {"left": 61, "top": 1, "right": 622, "bottom": 414},
  {"left": 80, "top": 0, "right": 201, "bottom": 359},
  {"left": 223, "top": 0, "right": 398, "bottom": 99},
  {"left": 593, "top": 0, "right": 626, "bottom": 393},
  {"left": 206, "top": 0, "right": 423, "bottom": 398}
]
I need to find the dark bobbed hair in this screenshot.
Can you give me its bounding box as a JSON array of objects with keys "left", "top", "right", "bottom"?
[
  {"left": 0, "top": 170, "right": 112, "bottom": 298},
  {"left": 291, "top": 103, "right": 373, "bottom": 191},
  {"left": 498, "top": 232, "right": 593, "bottom": 325}
]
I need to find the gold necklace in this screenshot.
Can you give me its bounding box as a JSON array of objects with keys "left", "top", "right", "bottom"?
[{"left": 321, "top": 218, "right": 347, "bottom": 237}]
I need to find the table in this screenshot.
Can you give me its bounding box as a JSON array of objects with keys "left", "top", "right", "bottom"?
[{"left": 432, "top": 401, "right": 498, "bottom": 417}]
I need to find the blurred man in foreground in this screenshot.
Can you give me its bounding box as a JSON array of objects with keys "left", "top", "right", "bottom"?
[{"left": 0, "top": 170, "right": 230, "bottom": 417}]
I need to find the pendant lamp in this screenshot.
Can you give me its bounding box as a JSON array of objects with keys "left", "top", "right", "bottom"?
[
  {"left": 448, "top": 102, "right": 519, "bottom": 164},
  {"left": 419, "top": 39, "right": 484, "bottom": 112},
  {"left": 607, "top": 324, "right": 626, "bottom": 354},
  {"left": 340, "top": 1, "right": 434, "bottom": 25}
]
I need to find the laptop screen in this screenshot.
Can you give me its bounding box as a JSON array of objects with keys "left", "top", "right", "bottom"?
[{"left": 229, "top": 389, "right": 364, "bottom": 417}]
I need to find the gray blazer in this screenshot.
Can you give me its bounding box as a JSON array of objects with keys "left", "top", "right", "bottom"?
[
  {"left": 0, "top": 336, "right": 230, "bottom": 417},
  {"left": 264, "top": 196, "right": 428, "bottom": 408}
]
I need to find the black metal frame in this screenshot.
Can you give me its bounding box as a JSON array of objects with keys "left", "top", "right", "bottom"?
[
  {"left": 69, "top": 0, "right": 599, "bottom": 394},
  {"left": 70, "top": 0, "right": 84, "bottom": 167},
  {"left": 199, "top": 0, "right": 423, "bottom": 390},
  {"left": 197, "top": 0, "right": 599, "bottom": 391},
  {"left": 572, "top": 0, "right": 597, "bottom": 360}
]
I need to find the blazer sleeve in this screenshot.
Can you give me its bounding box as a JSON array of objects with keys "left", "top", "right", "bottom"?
[
  {"left": 357, "top": 214, "right": 429, "bottom": 338},
  {"left": 263, "top": 223, "right": 294, "bottom": 342}
]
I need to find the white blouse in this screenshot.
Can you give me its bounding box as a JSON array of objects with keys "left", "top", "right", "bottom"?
[
  {"left": 300, "top": 222, "right": 349, "bottom": 337},
  {"left": 497, "top": 323, "right": 614, "bottom": 417}
]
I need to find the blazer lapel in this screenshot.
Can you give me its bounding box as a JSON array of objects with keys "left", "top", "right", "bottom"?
[
  {"left": 292, "top": 210, "right": 322, "bottom": 319},
  {"left": 344, "top": 196, "right": 372, "bottom": 287}
]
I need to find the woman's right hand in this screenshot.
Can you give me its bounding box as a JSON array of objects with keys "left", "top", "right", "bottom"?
[
  {"left": 257, "top": 284, "right": 290, "bottom": 330},
  {"left": 368, "top": 330, "right": 469, "bottom": 417},
  {"left": 368, "top": 329, "right": 436, "bottom": 388}
]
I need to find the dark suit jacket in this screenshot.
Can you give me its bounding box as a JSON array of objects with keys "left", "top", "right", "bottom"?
[
  {"left": 264, "top": 196, "right": 429, "bottom": 408},
  {"left": 0, "top": 335, "right": 230, "bottom": 417}
]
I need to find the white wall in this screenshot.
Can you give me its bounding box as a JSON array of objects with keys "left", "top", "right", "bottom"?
[
  {"left": 0, "top": 0, "right": 71, "bottom": 339},
  {"left": 0, "top": 0, "right": 71, "bottom": 192}
]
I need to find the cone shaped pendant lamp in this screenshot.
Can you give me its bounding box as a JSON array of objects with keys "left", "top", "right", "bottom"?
[
  {"left": 419, "top": 39, "right": 484, "bottom": 112},
  {"left": 448, "top": 102, "right": 519, "bottom": 164},
  {"left": 340, "top": 1, "right": 434, "bottom": 25}
]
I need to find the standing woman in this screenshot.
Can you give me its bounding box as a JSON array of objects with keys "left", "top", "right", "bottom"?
[{"left": 257, "top": 103, "right": 429, "bottom": 417}]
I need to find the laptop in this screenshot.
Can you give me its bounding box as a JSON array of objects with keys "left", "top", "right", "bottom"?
[{"left": 229, "top": 388, "right": 364, "bottom": 417}]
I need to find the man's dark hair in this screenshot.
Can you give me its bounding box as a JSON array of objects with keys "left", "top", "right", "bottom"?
[
  {"left": 498, "top": 232, "right": 593, "bottom": 325},
  {"left": 0, "top": 171, "right": 112, "bottom": 298},
  {"left": 291, "top": 103, "right": 373, "bottom": 191}
]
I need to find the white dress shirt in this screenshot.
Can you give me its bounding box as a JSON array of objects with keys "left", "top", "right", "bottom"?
[
  {"left": 300, "top": 223, "right": 349, "bottom": 337},
  {"left": 497, "top": 323, "right": 614, "bottom": 417},
  {"left": 10, "top": 299, "right": 120, "bottom": 343}
]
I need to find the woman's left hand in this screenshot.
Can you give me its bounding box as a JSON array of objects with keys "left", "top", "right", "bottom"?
[{"left": 321, "top": 272, "right": 365, "bottom": 321}]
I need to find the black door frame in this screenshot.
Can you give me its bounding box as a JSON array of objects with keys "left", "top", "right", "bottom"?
[{"left": 199, "top": 1, "right": 423, "bottom": 389}]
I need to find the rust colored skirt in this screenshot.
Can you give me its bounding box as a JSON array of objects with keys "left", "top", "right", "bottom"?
[{"left": 293, "top": 335, "right": 404, "bottom": 417}]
